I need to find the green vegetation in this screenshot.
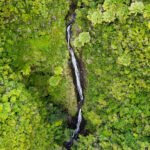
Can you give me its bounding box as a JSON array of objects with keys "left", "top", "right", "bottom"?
[
  {"left": 74, "top": 32, "right": 90, "bottom": 48},
  {"left": 0, "top": 0, "right": 76, "bottom": 149},
  {"left": 0, "top": 0, "right": 150, "bottom": 149},
  {"left": 71, "top": 0, "right": 150, "bottom": 149}
]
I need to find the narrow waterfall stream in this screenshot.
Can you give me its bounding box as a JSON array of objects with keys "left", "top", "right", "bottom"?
[{"left": 64, "top": 17, "right": 84, "bottom": 149}]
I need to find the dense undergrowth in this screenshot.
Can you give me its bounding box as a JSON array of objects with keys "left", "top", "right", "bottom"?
[
  {"left": 0, "top": 0, "right": 150, "bottom": 149},
  {"left": 0, "top": 0, "right": 76, "bottom": 149},
  {"left": 71, "top": 0, "right": 150, "bottom": 149}
]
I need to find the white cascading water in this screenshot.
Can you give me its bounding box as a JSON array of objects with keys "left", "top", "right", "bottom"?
[{"left": 67, "top": 24, "right": 84, "bottom": 139}]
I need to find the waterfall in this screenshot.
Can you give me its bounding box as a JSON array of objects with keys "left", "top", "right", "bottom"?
[{"left": 66, "top": 23, "right": 84, "bottom": 145}]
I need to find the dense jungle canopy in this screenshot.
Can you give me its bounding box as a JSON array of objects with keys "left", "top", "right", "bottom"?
[{"left": 0, "top": 0, "right": 150, "bottom": 149}]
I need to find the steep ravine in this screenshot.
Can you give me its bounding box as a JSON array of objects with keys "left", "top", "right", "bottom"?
[{"left": 64, "top": 1, "right": 86, "bottom": 149}]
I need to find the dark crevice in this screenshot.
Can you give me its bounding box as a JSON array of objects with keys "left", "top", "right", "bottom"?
[
  {"left": 63, "top": 0, "right": 88, "bottom": 149},
  {"left": 65, "top": 0, "right": 78, "bottom": 26}
]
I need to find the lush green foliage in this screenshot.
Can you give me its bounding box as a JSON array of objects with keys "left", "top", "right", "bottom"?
[
  {"left": 72, "top": 0, "right": 150, "bottom": 149},
  {"left": 74, "top": 32, "right": 90, "bottom": 48},
  {"left": 0, "top": 58, "right": 69, "bottom": 149},
  {"left": 1, "top": 0, "right": 77, "bottom": 115},
  {"left": 1, "top": 0, "right": 150, "bottom": 149},
  {"left": 0, "top": 0, "right": 75, "bottom": 149}
]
